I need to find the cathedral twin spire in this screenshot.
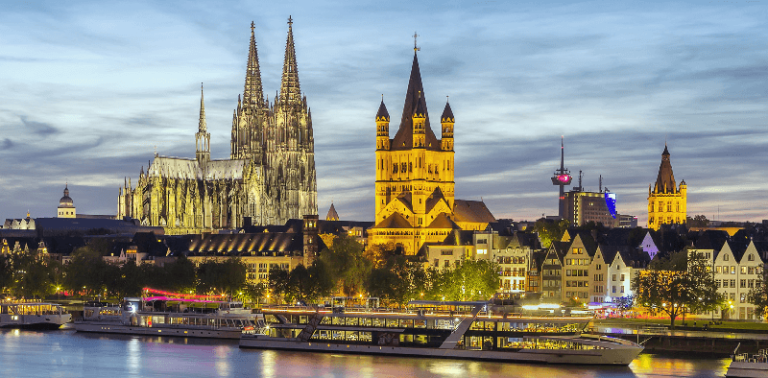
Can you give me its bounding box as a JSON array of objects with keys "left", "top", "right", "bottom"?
[
  {"left": 243, "top": 21, "right": 264, "bottom": 108},
  {"left": 280, "top": 16, "right": 301, "bottom": 104}
]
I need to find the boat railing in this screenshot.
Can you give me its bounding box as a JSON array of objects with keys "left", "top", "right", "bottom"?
[{"left": 733, "top": 349, "right": 768, "bottom": 363}]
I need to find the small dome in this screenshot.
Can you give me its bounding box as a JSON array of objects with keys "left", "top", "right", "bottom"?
[{"left": 59, "top": 185, "right": 74, "bottom": 208}]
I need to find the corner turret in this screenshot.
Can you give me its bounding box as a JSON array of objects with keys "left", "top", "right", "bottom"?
[
  {"left": 440, "top": 99, "right": 454, "bottom": 151},
  {"left": 376, "top": 97, "right": 390, "bottom": 151}
]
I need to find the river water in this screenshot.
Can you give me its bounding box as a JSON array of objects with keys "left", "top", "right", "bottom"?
[{"left": 0, "top": 328, "right": 730, "bottom": 378}]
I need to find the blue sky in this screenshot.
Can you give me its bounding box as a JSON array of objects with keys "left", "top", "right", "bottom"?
[{"left": 1, "top": 0, "right": 766, "bottom": 225}]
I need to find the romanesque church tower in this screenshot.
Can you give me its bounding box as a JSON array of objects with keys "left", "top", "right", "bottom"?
[
  {"left": 647, "top": 144, "right": 687, "bottom": 230},
  {"left": 368, "top": 48, "right": 495, "bottom": 255}
]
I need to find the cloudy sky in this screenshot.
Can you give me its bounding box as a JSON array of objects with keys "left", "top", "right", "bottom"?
[{"left": 1, "top": 0, "right": 766, "bottom": 225}]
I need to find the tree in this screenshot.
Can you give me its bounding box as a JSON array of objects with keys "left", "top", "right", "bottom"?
[
  {"left": 747, "top": 264, "right": 768, "bottom": 318},
  {"left": 614, "top": 295, "right": 635, "bottom": 312},
  {"left": 319, "top": 235, "right": 371, "bottom": 296},
  {"left": 270, "top": 260, "right": 334, "bottom": 305},
  {"left": 535, "top": 219, "right": 569, "bottom": 248},
  {"left": 15, "top": 257, "right": 56, "bottom": 299},
  {"left": 686, "top": 215, "right": 710, "bottom": 228},
  {"left": 197, "top": 258, "right": 247, "bottom": 297},
  {"left": 63, "top": 246, "right": 111, "bottom": 298},
  {"left": 633, "top": 250, "right": 719, "bottom": 329},
  {"left": 0, "top": 254, "right": 13, "bottom": 295},
  {"left": 430, "top": 259, "right": 499, "bottom": 301},
  {"left": 365, "top": 256, "right": 428, "bottom": 307}
]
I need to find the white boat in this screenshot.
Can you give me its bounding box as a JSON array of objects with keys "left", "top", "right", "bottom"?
[
  {"left": 0, "top": 302, "right": 72, "bottom": 329},
  {"left": 239, "top": 300, "right": 643, "bottom": 366},
  {"left": 75, "top": 294, "right": 263, "bottom": 340},
  {"left": 726, "top": 350, "right": 768, "bottom": 378}
]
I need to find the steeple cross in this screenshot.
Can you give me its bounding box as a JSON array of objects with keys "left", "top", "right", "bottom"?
[
  {"left": 288, "top": 15, "right": 293, "bottom": 26},
  {"left": 413, "top": 31, "right": 420, "bottom": 52}
]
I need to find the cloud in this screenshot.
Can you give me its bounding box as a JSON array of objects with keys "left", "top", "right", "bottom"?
[
  {"left": 19, "top": 116, "right": 60, "bottom": 137},
  {"left": 0, "top": 0, "right": 767, "bottom": 226}
]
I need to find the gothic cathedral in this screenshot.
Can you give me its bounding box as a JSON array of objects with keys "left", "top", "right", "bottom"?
[
  {"left": 118, "top": 19, "right": 318, "bottom": 235},
  {"left": 647, "top": 144, "right": 687, "bottom": 230},
  {"left": 368, "top": 49, "right": 495, "bottom": 255}
]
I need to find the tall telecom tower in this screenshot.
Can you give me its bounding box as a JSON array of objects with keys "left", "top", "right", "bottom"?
[{"left": 550, "top": 136, "right": 572, "bottom": 219}]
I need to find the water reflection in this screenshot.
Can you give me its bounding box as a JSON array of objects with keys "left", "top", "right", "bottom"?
[{"left": 0, "top": 329, "right": 732, "bottom": 378}]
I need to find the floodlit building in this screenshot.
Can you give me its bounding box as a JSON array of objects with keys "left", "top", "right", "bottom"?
[
  {"left": 367, "top": 48, "right": 494, "bottom": 255},
  {"left": 118, "top": 19, "right": 318, "bottom": 235},
  {"left": 648, "top": 145, "right": 687, "bottom": 230}
]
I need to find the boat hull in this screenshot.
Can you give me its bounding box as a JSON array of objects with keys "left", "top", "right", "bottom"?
[
  {"left": 0, "top": 314, "right": 71, "bottom": 329},
  {"left": 74, "top": 322, "right": 244, "bottom": 339},
  {"left": 239, "top": 336, "right": 642, "bottom": 365},
  {"left": 726, "top": 361, "right": 768, "bottom": 378}
]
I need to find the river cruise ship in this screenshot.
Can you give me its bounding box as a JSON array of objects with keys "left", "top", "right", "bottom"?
[
  {"left": 239, "top": 301, "right": 643, "bottom": 365},
  {"left": 0, "top": 302, "right": 71, "bottom": 329},
  {"left": 75, "top": 289, "right": 263, "bottom": 339}
]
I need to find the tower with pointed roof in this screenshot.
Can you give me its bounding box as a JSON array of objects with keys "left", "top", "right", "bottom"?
[
  {"left": 647, "top": 144, "right": 687, "bottom": 230},
  {"left": 369, "top": 47, "right": 494, "bottom": 255},
  {"left": 196, "top": 83, "right": 210, "bottom": 165},
  {"left": 118, "top": 18, "right": 317, "bottom": 234}
]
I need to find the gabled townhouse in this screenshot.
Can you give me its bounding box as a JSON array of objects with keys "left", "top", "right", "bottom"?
[
  {"left": 604, "top": 246, "right": 647, "bottom": 302},
  {"left": 712, "top": 239, "right": 765, "bottom": 319},
  {"left": 527, "top": 250, "right": 547, "bottom": 294},
  {"left": 469, "top": 230, "right": 539, "bottom": 295},
  {"left": 560, "top": 233, "right": 597, "bottom": 303},
  {"left": 589, "top": 245, "right": 609, "bottom": 303},
  {"left": 541, "top": 241, "right": 567, "bottom": 302}
]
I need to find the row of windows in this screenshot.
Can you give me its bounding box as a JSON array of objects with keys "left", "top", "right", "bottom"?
[
  {"left": 649, "top": 201, "right": 681, "bottom": 213},
  {"left": 566, "top": 258, "right": 590, "bottom": 266},
  {"left": 565, "top": 269, "right": 589, "bottom": 277},
  {"left": 715, "top": 266, "right": 760, "bottom": 275},
  {"left": 498, "top": 256, "right": 527, "bottom": 264}
]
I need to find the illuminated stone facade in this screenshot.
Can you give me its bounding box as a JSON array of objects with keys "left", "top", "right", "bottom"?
[
  {"left": 368, "top": 50, "right": 495, "bottom": 255},
  {"left": 647, "top": 145, "right": 687, "bottom": 230},
  {"left": 118, "top": 20, "right": 317, "bottom": 235}
]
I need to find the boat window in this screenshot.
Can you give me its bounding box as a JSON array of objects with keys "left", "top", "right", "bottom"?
[
  {"left": 344, "top": 331, "right": 359, "bottom": 341},
  {"left": 359, "top": 332, "right": 372, "bottom": 342},
  {"left": 414, "top": 320, "right": 427, "bottom": 328},
  {"left": 372, "top": 318, "right": 385, "bottom": 327},
  {"left": 415, "top": 335, "right": 429, "bottom": 344},
  {"left": 345, "top": 317, "right": 359, "bottom": 326},
  {"left": 332, "top": 317, "right": 345, "bottom": 326},
  {"left": 299, "top": 316, "right": 308, "bottom": 324},
  {"left": 386, "top": 318, "right": 399, "bottom": 328},
  {"left": 332, "top": 331, "right": 344, "bottom": 340},
  {"left": 320, "top": 317, "right": 332, "bottom": 325},
  {"left": 400, "top": 319, "right": 414, "bottom": 328},
  {"left": 399, "top": 334, "right": 414, "bottom": 344},
  {"left": 359, "top": 317, "right": 372, "bottom": 327}
]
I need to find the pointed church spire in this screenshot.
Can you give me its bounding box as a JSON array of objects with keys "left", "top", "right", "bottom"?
[
  {"left": 390, "top": 49, "right": 440, "bottom": 151},
  {"left": 654, "top": 144, "right": 676, "bottom": 194},
  {"left": 376, "top": 97, "right": 390, "bottom": 121},
  {"left": 196, "top": 84, "right": 211, "bottom": 164},
  {"left": 325, "top": 202, "right": 339, "bottom": 221},
  {"left": 199, "top": 82, "right": 207, "bottom": 132},
  {"left": 243, "top": 21, "right": 264, "bottom": 107},
  {"left": 280, "top": 16, "right": 301, "bottom": 103}
]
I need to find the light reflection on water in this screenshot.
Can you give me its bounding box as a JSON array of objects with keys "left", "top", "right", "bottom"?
[{"left": 0, "top": 329, "right": 730, "bottom": 378}]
